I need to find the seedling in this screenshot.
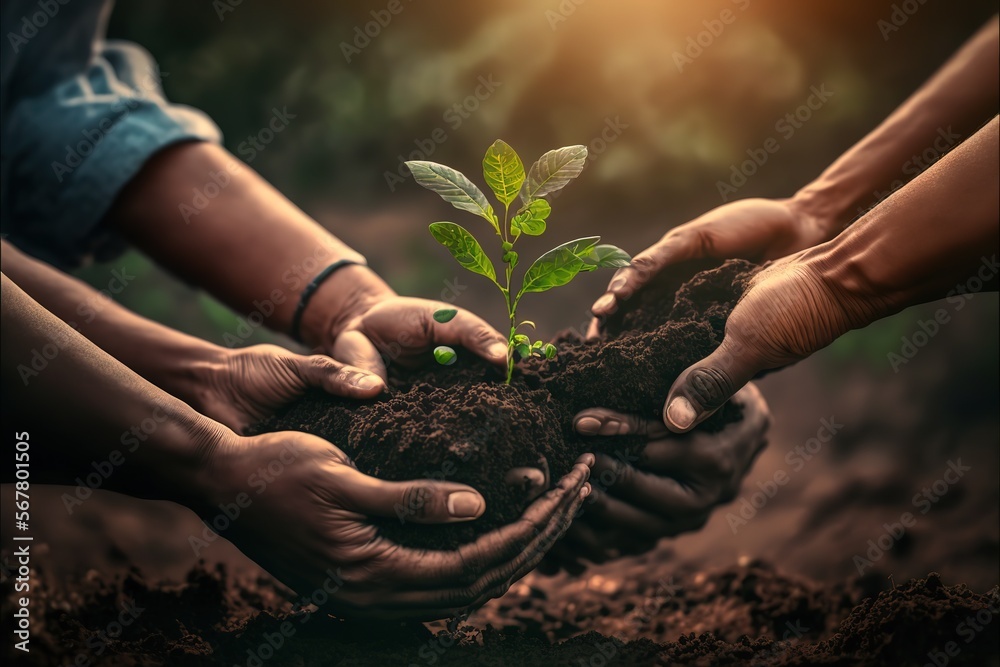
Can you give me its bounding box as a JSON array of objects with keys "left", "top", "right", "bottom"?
[{"left": 406, "top": 140, "right": 630, "bottom": 384}]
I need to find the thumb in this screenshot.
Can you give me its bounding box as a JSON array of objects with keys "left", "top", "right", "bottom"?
[
  {"left": 339, "top": 468, "right": 486, "bottom": 524},
  {"left": 331, "top": 330, "right": 389, "bottom": 381},
  {"left": 662, "top": 337, "right": 761, "bottom": 433}
]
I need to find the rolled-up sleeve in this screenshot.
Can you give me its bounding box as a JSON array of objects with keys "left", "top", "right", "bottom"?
[{"left": 2, "top": 37, "right": 221, "bottom": 268}]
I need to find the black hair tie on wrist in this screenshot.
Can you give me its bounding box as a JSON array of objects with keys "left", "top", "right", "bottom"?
[{"left": 290, "top": 259, "right": 366, "bottom": 343}]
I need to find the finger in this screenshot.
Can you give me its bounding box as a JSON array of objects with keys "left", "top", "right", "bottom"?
[
  {"left": 298, "top": 355, "right": 386, "bottom": 398},
  {"left": 433, "top": 307, "right": 509, "bottom": 367},
  {"left": 585, "top": 316, "right": 602, "bottom": 340},
  {"left": 662, "top": 337, "right": 759, "bottom": 433},
  {"left": 335, "top": 465, "right": 487, "bottom": 524},
  {"left": 592, "top": 453, "right": 713, "bottom": 515},
  {"left": 332, "top": 330, "right": 389, "bottom": 381},
  {"left": 374, "top": 456, "right": 594, "bottom": 590},
  {"left": 733, "top": 382, "right": 772, "bottom": 437},
  {"left": 504, "top": 466, "right": 549, "bottom": 503},
  {"left": 587, "top": 492, "right": 709, "bottom": 539},
  {"left": 574, "top": 408, "right": 669, "bottom": 439},
  {"left": 572, "top": 519, "right": 657, "bottom": 558},
  {"left": 591, "top": 231, "right": 698, "bottom": 317}
]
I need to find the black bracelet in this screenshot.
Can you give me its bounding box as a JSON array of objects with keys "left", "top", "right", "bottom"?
[{"left": 290, "top": 259, "right": 367, "bottom": 343}]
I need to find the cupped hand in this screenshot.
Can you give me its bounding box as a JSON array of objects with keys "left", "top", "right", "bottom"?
[
  {"left": 541, "top": 384, "right": 769, "bottom": 573},
  {"left": 590, "top": 198, "right": 833, "bottom": 322},
  {"left": 330, "top": 296, "right": 510, "bottom": 379},
  {"left": 199, "top": 430, "right": 593, "bottom": 620},
  {"left": 195, "top": 344, "right": 386, "bottom": 433}
]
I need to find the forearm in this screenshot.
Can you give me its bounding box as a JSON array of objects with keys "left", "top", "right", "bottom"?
[
  {"left": 105, "top": 142, "right": 395, "bottom": 346},
  {"left": 794, "top": 16, "right": 999, "bottom": 231},
  {"left": 0, "top": 273, "right": 231, "bottom": 510},
  {"left": 808, "top": 115, "right": 999, "bottom": 327},
  {"left": 0, "top": 241, "right": 225, "bottom": 412}
]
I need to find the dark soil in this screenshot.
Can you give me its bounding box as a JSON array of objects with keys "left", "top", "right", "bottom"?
[
  {"left": 253, "top": 260, "right": 756, "bottom": 549},
  {"left": 5, "top": 559, "right": 996, "bottom": 666}
]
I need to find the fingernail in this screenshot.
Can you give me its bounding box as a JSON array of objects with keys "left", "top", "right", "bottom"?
[
  {"left": 608, "top": 275, "right": 628, "bottom": 291},
  {"left": 354, "top": 374, "right": 384, "bottom": 390},
  {"left": 581, "top": 484, "right": 592, "bottom": 498},
  {"left": 447, "top": 491, "right": 484, "bottom": 518},
  {"left": 488, "top": 342, "right": 508, "bottom": 361},
  {"left": 592, "top": 293, "right": 617, "bottom": 314},
  {"left": 666, "top": 396, "right": 697, "bottom": 430},
  {"left": 576, "top": 417, "right": 601, "bottom": 435}
]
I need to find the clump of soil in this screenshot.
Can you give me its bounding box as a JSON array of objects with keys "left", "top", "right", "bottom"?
[
  {"left": 5, "top": 559, "right": 996, "bottom": 666},
  {"left": 254, "top": 260, "right": 757, "bottom": 549}
]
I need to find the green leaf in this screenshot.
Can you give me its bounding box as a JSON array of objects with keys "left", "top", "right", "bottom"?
[
  {"left": 515, "top": 343, "right": 531, "bottom": 359},
  {"left": 406, "top": 161, "right": 499, "bottom": 233},
  {"left": 433, "top": 308, "right": 457, "bottom": 323},
  {"left": 531, "top": 340, "right": 544, "bottom": 350},
  {"left": 518, "top": 320, "right": 536, "bottom": 330},
  {"left": 520, "top": 236, "right": 601, "bottom": 295},
  {"left": 482, "top": 140, "right": 525, "bottom": 207},
  {"left": 434, "top": 346, "right": 457, "bottom": 365},
  {"left": 585, "top": 244, "right": 632, "bottom": 269},
  {"left": 544, "top": 343, "right": 557, "bottom": 359},
  {"left": 511, "top": 199, "right": 551, "bottom": 237},
  {"left": 513, "top": 334, "right": 530, "bottom": 345},
  {"left": 521, "top": 145, "right": 588, "bottom": 204},
  {"left": 429, "top": 222, "right": 497, "bottom": 282}
]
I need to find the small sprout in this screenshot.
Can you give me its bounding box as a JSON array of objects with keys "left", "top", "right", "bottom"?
[
  {"left": 531, "top": 340, "right": 545, "bottom": 352},
  {"left": 434, "top": 345, "right": 457, "bottom": 366},
  {"left": 407, "top": 139, "right": 630, "bottom": 384},
  {"left": 433, "top": 308, "right": 458, "bottom": 323}
]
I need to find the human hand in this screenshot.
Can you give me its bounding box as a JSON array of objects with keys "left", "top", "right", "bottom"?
[
  {"left": 194, "top": 344, "right": 386, "bottom": 433},
  {"left": 540, "top": 384, "right": 769, "bottom": 573},
  {"left": 199, "top": 430, "right": 593, "bottom": 620},
  {"left": 590, "top": 198, "right": 834, "bottom": 323},
  {"left": 662, "top": 254, "right": 867, "bottom": 433},
  {"left": 329, "top": 296, "right": 510, "bottom": 379}
]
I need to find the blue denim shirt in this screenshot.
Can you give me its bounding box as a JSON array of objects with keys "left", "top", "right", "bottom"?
[{"left": 1, "top": 0, "right": 221, "bottom": 268}]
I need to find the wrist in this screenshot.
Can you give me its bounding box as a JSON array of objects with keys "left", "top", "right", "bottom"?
[
  {"left": 298, "top": 263, "right": 396, "bottom": 349},
  {"left": 125, "top": 400, "right": 238, "bottom": 513},
  {"left": 788, "top": 183, "right": 854, "bottom": 241},
  {"left": 151, "top": 337, "right": 230, "bottom": 417}
]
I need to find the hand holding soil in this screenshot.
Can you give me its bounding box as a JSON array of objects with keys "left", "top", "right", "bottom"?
[
  {"left": 329, "top": 296, "right": 510, "bottom": 380},
  {"left": 589, "top": 197, "right": 835, "bottom": 324},
  {"left": 663, "top": 116, "right": 999, "bottom": 433},
  {"left": 199, "top": 430, "right": 593, "bottom": 620},
  {"left": 547, "top": 384, "right": 770, "bottom": 572},
  {"left": 194, "top": 344, "right": 386, "bottom": 432}
]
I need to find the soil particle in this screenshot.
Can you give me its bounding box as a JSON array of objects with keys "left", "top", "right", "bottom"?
[
  {"left": 6, "top": 559, "right": 995, "bottom": 666},
  {"left": 254, "top": 261, "right": 757, "bottom": 551}
]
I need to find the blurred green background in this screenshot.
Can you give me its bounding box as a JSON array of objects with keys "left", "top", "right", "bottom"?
[{"left": 79, "top": 0, "right": 997, "bottom": 386}]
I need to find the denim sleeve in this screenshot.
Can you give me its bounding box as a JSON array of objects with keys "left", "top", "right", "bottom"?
[{"left": 1, "top": 40, "right": 222, "bottom": 269}]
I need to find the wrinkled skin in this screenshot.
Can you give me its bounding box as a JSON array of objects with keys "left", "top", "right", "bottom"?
[
  {"left": 196, "top": 344, "right": 385, "bottom": 433},
  {"left": 590, "top": 198, "right": 833, "bottom": 324},
  {"left": 204, "top": 430, "right": 593, "bottom": 620},
  {"left": 541, "top": 385, "right": 769, "bottom": 573},
  {"left": 330, "top": 297, "right": 510, "bottom": 380}
]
